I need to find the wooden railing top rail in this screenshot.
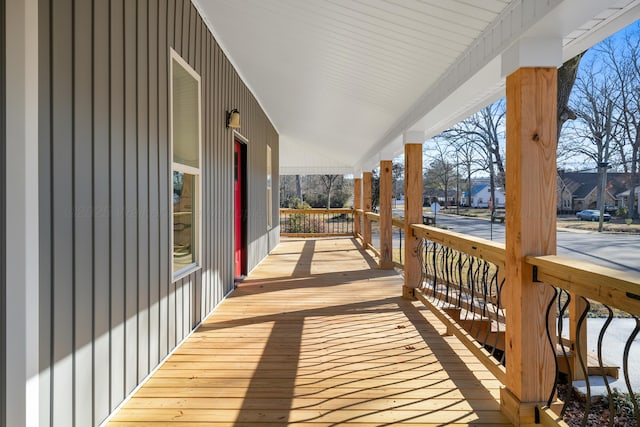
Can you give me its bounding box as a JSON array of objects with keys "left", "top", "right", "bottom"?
[
  {"left": 392, "top": 217, "right": 404, "bottom": 228},
  {"left": 526, "top": 254, "right": 640, "bottom": 316},
  {"left": 280, "top": 208, "right": 354, "bottom": 214},
  {"left": 365, "top": 212, "right": 380, "bottom": 221},
  {"left": 411, "top": 224, "right": 506, "bottom": 268}
]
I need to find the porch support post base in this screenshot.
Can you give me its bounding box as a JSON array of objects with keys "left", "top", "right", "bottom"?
[
  {"left": 379, "top": 260, "right": 395, "bottom": 270},
  {"left": 500, "top": 387, "right": 544, "bottom": 426},
  {"left": 402, "top": 286, "right": 416, "bottom": 300}
]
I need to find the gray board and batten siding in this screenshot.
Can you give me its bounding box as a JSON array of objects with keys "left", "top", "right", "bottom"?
[
  {"left": 0, "top": 0, "right": 5, "bottom": 424},
  {"left": 37, "top": 0, "right": 279, "bottom": 425}
]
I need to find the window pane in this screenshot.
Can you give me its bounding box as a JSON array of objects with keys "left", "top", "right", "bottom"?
[
  {"left": 173, "top": 171, "right": 195, "bottom": 272},
  {"left": 172, "top": 59, "right": 199, "bottom": 168}
]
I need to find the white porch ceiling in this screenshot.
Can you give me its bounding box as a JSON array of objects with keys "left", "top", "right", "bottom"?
[{"left": 194, "top": 0, "right": 640, "bottom": 175}]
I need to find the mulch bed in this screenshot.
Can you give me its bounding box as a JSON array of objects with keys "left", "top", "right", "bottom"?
[{"left": 558, "top": 384, "right": 638, "bottom": 426}]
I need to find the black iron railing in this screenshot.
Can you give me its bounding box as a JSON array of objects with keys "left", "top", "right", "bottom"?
[
  {"left": 418, "top": 238, "right": 506, "bottom": 364},
  {"left": 409, "top": 224, "right": 508, "bottom": 383},
  {"left": 529, "top": 255, "right": 640, "bottom": 427},
  {"left": 279, "top": 208, "right": 354, "bottom": 236},
  {"left": 392, "top": 217, "right": 404, "bottom": 266}
]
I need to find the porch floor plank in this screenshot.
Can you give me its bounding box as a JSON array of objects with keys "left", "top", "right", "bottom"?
[{"left": 106, "top": 237, "right": 511, "bottom": 426}]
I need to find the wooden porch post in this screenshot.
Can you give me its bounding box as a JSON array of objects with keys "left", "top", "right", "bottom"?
[
  {"left": 363, "top": 171, "right": 372, "bottom": 250},
  {"left": 502, "top": 66, "right": 558, "bottom": 425},
  {"left": 379, "top": 160, "right": 393, "bottom": 269},
  {"left": 403, "top": 131, "right": 424, "bottom": 299},
  {"left": 354, "top": 177, "right": 362, "bottom": 239}
]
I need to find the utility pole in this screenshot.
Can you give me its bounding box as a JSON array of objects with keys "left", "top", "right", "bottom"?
[
  {"left": 456, "top": 152, "right": 460, "bottom": 215},
  {"left": 597, "top": 161, "right": 609, "bottom": 232}
]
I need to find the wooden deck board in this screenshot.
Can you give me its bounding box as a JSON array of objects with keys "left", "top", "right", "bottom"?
[{"left": 106, "top": 237, "right": 511, "bottom": 426}]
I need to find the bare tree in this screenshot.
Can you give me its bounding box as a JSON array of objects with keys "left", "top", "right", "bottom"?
[
  {"left": 453, "top": 138, "right": 485, "bottom": 207},
  {"left": 600, "top": 31, "right": 640, "bottom": 219},
  {"left": 558, "top": 53, "right": 587, "bottom": 139},
  {"left": 567, "top": 57, "right": 620, "bottom": 230},
  {"left": 424, "top": 159, "right": 455, "bottom": 208},
  {"left": 442, "top": 100, "right": 506, "bottom": 212},
  {"left": 279, "top": 175, "right": 302, "bottom": 207},
  {"left": 320, "top": 174, "right": 341, "bottom": 209},
  {"left": 295, "top": 175, "right": 302, "bottom": 201},
  {"left": 424, "top": 140, "right": 458, "bottom": 208},
  {"left": 391, "top": 161, "right": 404, "bottom": 201}
]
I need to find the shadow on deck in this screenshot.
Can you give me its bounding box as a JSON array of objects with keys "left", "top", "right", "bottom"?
[{"left": 107, "top": 237, "right": 511, "bottom": 426}]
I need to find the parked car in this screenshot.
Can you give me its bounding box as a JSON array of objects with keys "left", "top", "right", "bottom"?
[
  {"left": 604, "top": 205, "right": 617, "bottom": 214},
  {"left": 576, "top": 209, "right": 611, "bottom": 221}
]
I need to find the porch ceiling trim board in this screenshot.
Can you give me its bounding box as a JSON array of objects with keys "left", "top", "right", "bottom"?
[{"left": 194, "top": 0, "right": 640, "bottom": 175}]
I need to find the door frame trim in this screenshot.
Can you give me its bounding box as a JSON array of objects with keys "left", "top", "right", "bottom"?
[{"left": 233, "top": 136, "right": 248, "bottom": 279}]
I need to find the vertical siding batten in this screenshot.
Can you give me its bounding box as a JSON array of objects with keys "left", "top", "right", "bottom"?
[
  {"left": 0, "top": 0, "right": 5, "bottom": 422},
  {"left": 137, "top": 0, "right": 150, "bottom": 383},
  {"left": 166, "top": 0, "right": 176, "bottom": 353},
  {"left": 39, "top": 0, "right": 53, "bottom": 421},
  {"left": 123, "top": 0, "right": 138, "bottom": 395},
  {"left": 157, "top": 0, "right": 169, "bottom": 362},
  {"left": 74, "top": 0, "right": 94, "bottom": 424},
  {"left": 109, "top": 0, "right": 125, "bottom": 409},
  {"left": 92, "top": 0, "right": 110, "bottom": 421},
  {"left": 147, "top": 0, "right": 160, "bottom": 371},
  {"left": 51, "top": 0, "right": 75, "bottom": 423},
  {"left": 201, "top": 19, "right": 209, "bottom": 317}
]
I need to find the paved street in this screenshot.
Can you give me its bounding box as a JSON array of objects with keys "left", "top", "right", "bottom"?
[{"left": 393, "top": 212, "right": 640, "bottom": 274}]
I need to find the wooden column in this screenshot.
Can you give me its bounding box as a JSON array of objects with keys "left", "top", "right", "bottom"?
[
  {"left": 502, "top": 67, "right": 558, "bottom": 425},
  {"left": 362, "top": 172, "right": 372, "bottom": 249},
  {"left": 379, "top": 160, "right": 393, "bottom": 269},
  {"left": 354, "top": 177, "right": 362, "bottom": 239},
  {"left": 403, "top": 142, "right": 423, "bottom": 299}
]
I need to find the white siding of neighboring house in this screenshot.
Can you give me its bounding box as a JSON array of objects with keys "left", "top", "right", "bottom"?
[{"left": 466, "top": 185, "right": 506, "bottom": 208}]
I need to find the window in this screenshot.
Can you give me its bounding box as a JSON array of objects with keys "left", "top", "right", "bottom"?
[
  {"left": 267, "top": 145, "right": 272, "bottom": 228},
  {"left": 171, "top": 51, "right": 201, "bottom": 277}
]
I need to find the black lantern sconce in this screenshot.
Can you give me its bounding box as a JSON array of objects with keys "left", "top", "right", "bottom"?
[{"left": 226, "top": 109, "right": 241, "bottom": 129}]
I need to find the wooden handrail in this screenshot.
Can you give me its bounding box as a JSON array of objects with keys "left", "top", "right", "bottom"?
[
  {"left": 408, "top": 222, "right": 640, "bottom": 316},
  {"left": 365, "top": 212, "right": 380, "bottom": 221},
  {"left": 368, "top": 245, "right": 381, "bottom": 258},
  {"left": 526, "top": 255, "right": 640, "bottom": 316},
  {"left": 411, "top": 223, "right": 506, "bottom": 268},
  {"left": 392, "top": 217, "right": 404, "bottom": 228},
  {"left": 410, "top": 222, "right": 640, "bottom": 311}
]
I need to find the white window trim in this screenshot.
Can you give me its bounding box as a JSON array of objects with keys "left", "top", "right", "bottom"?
[
  {"left": 169, "top": 48, "right": 202, "bottom": 281},
  {"left": 267, "top": 145, "right": 272, "bottom": 229}
]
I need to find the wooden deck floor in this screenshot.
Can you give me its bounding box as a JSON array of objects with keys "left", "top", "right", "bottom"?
[{"left": 107, "top": 237, "right": 511, "bottom": 426}]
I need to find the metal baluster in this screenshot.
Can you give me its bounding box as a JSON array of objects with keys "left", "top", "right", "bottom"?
[
  {"left": 597, "top": 306, "right": 615, "bottom": 427},
  {"left": 545, "top": 287, "right": 560, "bottom": 407},
  {"left": 623, "top": 317, "right": 640, "bottom": 422},
  {"left": 575, "top": 297, "right": 591, "bottom": 427},
  {"left": 557, "top": 289, "right": 573, "bottom": 417}
]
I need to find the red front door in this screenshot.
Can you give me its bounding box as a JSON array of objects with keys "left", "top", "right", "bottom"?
[{"left": 234, "top": 140, "right": 245, "bottom": 278}]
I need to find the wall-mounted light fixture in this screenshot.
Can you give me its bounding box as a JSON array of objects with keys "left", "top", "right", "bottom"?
[{"left": 226, "top": 109, "right": 241, "bottom": 129}]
